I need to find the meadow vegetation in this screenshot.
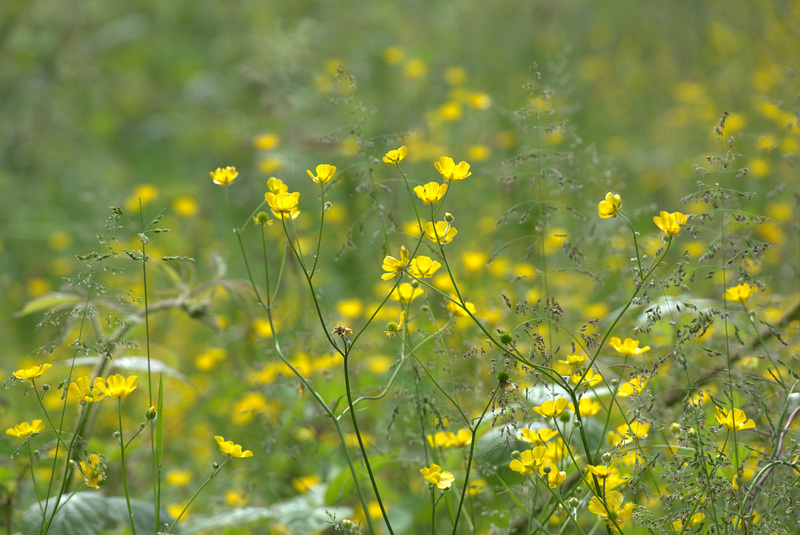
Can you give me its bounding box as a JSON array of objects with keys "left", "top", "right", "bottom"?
[{"left": 2, "top": 1, "right": 799, "bottom": 534}]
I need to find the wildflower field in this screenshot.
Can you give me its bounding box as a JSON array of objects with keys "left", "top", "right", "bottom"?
[{"left": 3, "top": 1, "right": 800, "bottom": 534}]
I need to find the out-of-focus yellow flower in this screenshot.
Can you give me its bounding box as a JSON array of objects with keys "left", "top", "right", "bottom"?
[
  {"left": 390, "top": 282, "right": 422, "bottom": 304},
  {"left": 265, "top": 191, "right": 300, "bottom": 217},
  {"left": 307, "top": 164, "right": 337, "bottom": 184},
  {"left": 569, "top": 397, "right": 602, "bottom": 417},
  {"left": 173, "top": 197, "right": 199, "bottom": 217},
  {"left": 653, "top": 211, "right": 688, "bottom": 237},
  {"left": 444, "top": 66, "right": 467, "bottom": 85},
  {"left": 6, "top": 420, "right": 45, "bottom": 438},
  {"left": 467, "top": 91, "right": 492, "bottom": 110},
  {"left": 166, "top": 469, "right": 192, "bottom": 487},
  {"left": 423, "top": 221, "right": 457, "bottom": 244},
  {"left": 125, "top": 184, "right": 159, "bottom": 212},
  {"left": 383, "top": 146, "right": 408, "bottom": 164},
  {"left": 571, "top": 368, "right": 603, "bottom": 387},
  {"left": 414, "top": 182, "right": 448, "bottom": 204},
  {"left": 78, "top": 453, "right": 105, "bottom": 489},
  {"left": 403, "top": 58, "right": 427, "bottom": 79},
  {"left": 467, "top": 145, "right": 491, "bottom": 161},
  {"left": 420, "top": 464, "right": 454, "bottom": 490},
  {"left": 598, "top": 192, "right": 621, "bottom": 219},
  {"left": 98, "top": 375, "right": 137, "bottom": 399},
  {"left": 210, "top": 166, "right": 238, "bottom": 186},
  {"left": 609, "top": 337, "right": 650, "bottom": 356},
  {"left": 13, "top": 363, "right": 53, "bottom": 385},
  {"left": 434, "top": 156, "right": 471, "bottom": 183},
  {"left": 532, "top": 398, "right": 569, "bottom": 419},
  {"left": 214, "top": 435, "right": 253, "bottom": 458},
  {"left": 291, "top": 474, "right": 320, "bottom": 494},
  {"left": 409, "top": 256, "right": 441, "bottom": 278},
  {"left": 382, "top": 46, "right": 405, "bottom": 65},
  {"left": 225, "top": 489, "right": 250, "bottom": 508},
  {"left": 381, "top": 245, "right": 411, "bottom": 280},
  {"left": 68, "top": 376, "right": 106, "bottom": 403},
  {"left": 539, "top": 462, "right": 566, "bottom": 487},
  {"left": 253, "top": 133, "right": 279, "bottom": 151},
  {"left": 724, "top": 282, "right": 757, "bottom": 303},
  {"left": 672, "top": 512, "right": 706, "bottom": 531},
  {"left": 446, "top": 294, "right": 476, "bottom": 317},
  {"left": 588, "top": 490, "right": 634, "bottom": 531},
  {"left": 509, "top": 446, "right": 547, "bottom": 475},
  {"left": 714, "top": 407, "right": 755, "bottom": 431},
  {"left": 426, "top": 429, "right": 471, "bottom": 448},
  {"left": 267, "top": 177, "right": 288, "bottom": 195},
  {"left": 616, "top": 376, "right": 648, "bottom": 397},
  {"left": 517, "top": 428, "right": 559, "bottom": 445}
]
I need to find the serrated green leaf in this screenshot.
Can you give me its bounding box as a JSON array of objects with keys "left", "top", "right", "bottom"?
[{"left": 16, "top": 293, "right": 83, "bottom": 317}]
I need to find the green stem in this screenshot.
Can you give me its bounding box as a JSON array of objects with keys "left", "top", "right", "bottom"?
[{"left": 118, "top": 399, "right": 136, "bottom": 535}]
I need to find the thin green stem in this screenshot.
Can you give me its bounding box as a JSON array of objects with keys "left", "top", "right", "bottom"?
[{"left": 118, "top": 399, "right": 136, "bottom": 535}]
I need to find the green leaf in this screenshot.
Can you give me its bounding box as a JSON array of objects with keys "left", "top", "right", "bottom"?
[
  {"left": 180, "top": 486, "right": 350, "bottom": 535},
  {"left": 22, "top": 492, "right": 175, "bottom": 535},
  {"left": 16, "top": 293, "right": 83, "bottom": 317}
]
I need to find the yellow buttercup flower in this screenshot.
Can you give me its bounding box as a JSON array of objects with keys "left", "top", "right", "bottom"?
[
  {"left": 585, "top": 464, "right": 614, "bottom": 479},
  {"left": 714, "top": 407, "right": 755, "bottom": 431},
  {"left": 509, "top": 446, "right": 547, "bottom": 475},
  {"left": 381, "top": 246, "right": 411, "bottom": 280},
  {"left": 616, "top": 376, "right": 648, "bottom": 397},
  {"left": 382, "top": 146, "right": 408, "bottom": 164},
  {"left": 6, "top": 420, "right": 45, "bottom": 438},
  {"left": 79, "top": 453, "right": 106, "bottom": 489},
  {"left": 539, "top": 462, "right": 566, "bottom": 488},
  {"left": 598, "top": 192, "right": 621, "bottom": 219},
  {"left": 265, "top": 191, "right": 300, "bottom": 217},
  {"left": 420, "top": 464, "right": 454, "bottom": 490},
  {"left": 569, "top": 397, "right": 602, "bottom": 417},
  {"left": 413, "top": 182, "right": 448, "bottom": 204},
  {"left": 98, "top": 374, "right": 137, "bottom": 399},
  {"left": 68, "top": 376, "right": 107, "bottom": 403},
  {"left": 724, "top": 282, "right": 757, "bottom": 303},
  {"left": 434, "top": 156, "right": 472, "bottom": 182},
  {"left": 214, "top": 435, "right": 254, "bottom": 458},
  {"left": 408, "top": 256, "right": 441, "bottom": 278},
  {"left": 390, "top": 282, "right": 423, "bottom": 304},
  {"left": 446, "top": 294, "right": 476, "bottom": 317},
  {"left": 13, "top": 363, "right": 53, "bottom": 385},
  {"left": 306, "top": 164, "right": 337, "bottom": 184},
  {"left": 210, "top": 166, "right": 238, "bottom": 186},
  {"left": 653, "top": 211, "right": 688, "bottom": 236},
  {"left": 588, "top": 490, "right": 634, "bottom": 532},
  {"left": 517, "top": 428, "right": 559, "bottom": 445},
  {"left": 608, "top": 337, "right": 650, "bottom": 356},
  {"left": 267, "top": 177, "right": 288, "bottom": 194},
  {"left": 423, "top": 221, "right": 457, "bottom": 244},
  {"left": 672, "top": 512, "right": 706, "bottom": 531},
  {"left": 532, "top": 398, "right": 569, "bottom": 419}
]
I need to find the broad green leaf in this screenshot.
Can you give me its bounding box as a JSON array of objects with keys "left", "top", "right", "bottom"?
[
  {"left": 16, "top": 293, "right": 83, "bottom": 317},
  {"left": 22, "top": 492, "right": 174, "bottom": 535}
]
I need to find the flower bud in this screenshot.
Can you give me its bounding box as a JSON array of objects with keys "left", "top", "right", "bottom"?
[
  {"left": 444, "top": 212, "right": 454, "bottom": 222},
  {"left": 146, "top": 407, "right": 158, "bottom": 420},
  {"left": 602, "top": 452, "right": 613, "bottom": 463}
]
